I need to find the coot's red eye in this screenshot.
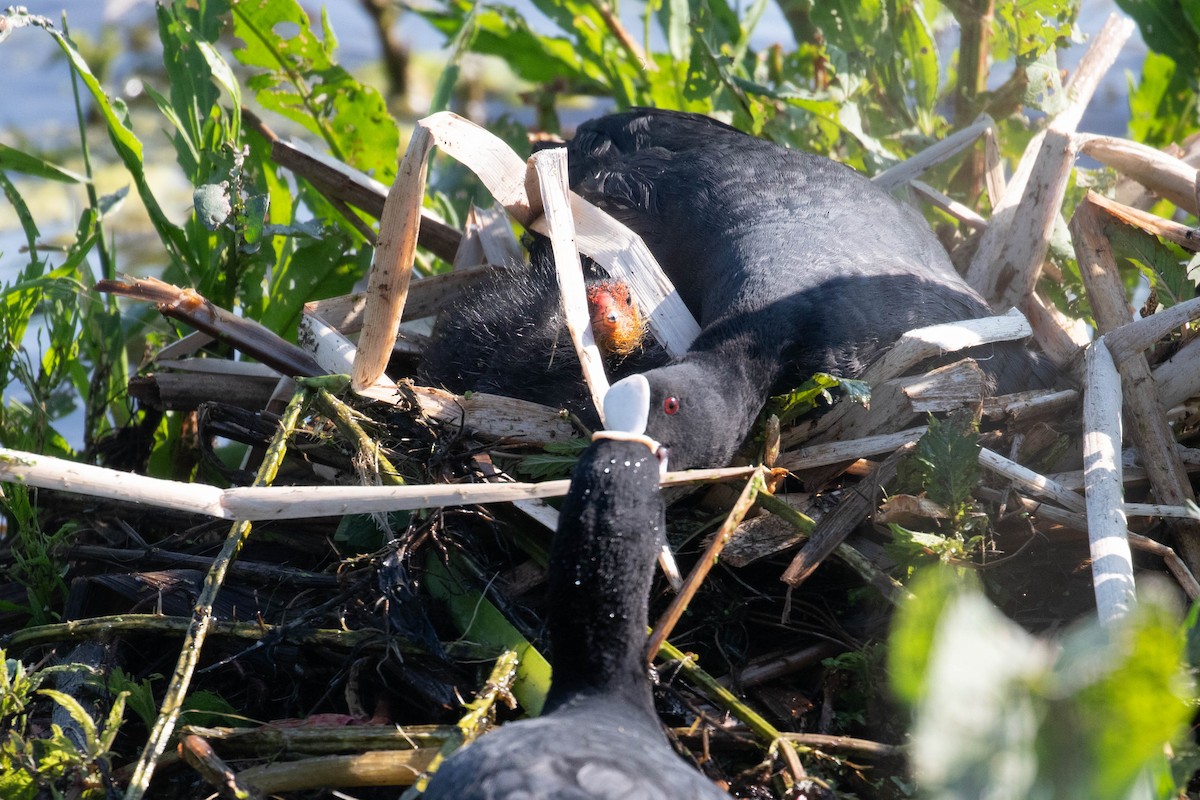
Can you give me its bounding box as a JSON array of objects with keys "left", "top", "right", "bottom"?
[{"left": 663, "top": 396, "right": 680, "bottom": 415}]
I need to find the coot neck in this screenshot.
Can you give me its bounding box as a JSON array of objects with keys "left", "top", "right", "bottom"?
[{"left": 543, "top": 440, "right": 663, "bottom": 716}]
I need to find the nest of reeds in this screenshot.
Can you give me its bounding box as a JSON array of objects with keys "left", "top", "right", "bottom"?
[{"left": 4, "top": 16, "right": 1200, "bottom": 799}]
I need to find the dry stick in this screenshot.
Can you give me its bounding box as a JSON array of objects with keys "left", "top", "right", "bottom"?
[
  {"left": 352, "top": 126, "right": 432, "bottom": 391},
  {"left": 532, "top": 148, "right": 610, "bottom": 420},
  {"left": 780, "top": 445, "right": 913, "bottom": 589},
  {"left": 1082, "top": 341, "right": 1136, "bottom": 624},
  {"left": 1079, "top": 134, "right": 1200, "bottom": 216},
  {"left": 1085, "top": 192, "right": 1200, "bottom": 252},
  {"left": 978, "top": 447, "right": 1086, "bottom": 513},
  {"left": 96, "top": 276, "right": 324, "bottom": 379},
  {"left": 1105, "top": 293, "right": 1200, "bottom": 370},
  {"left": 237, "top": 750, "right": 437, "bottom": 793},
  {"left": 1072, "top": 195, "right": 1200, "bottom": 578},
  {"left": 123, "top": 389, "right": 306, "bottom": 800},
  {"left": 965, "top": 14, "right": 1133, "bottom": 329},
  {"left": 871, "top": 114, "right": 996, "bottom": 192},
  {"left": 646, "top": 469, "right": 766, "bottom": 662},
  {"left": 179, "top": 734, "right": 263, "bottom": 800},
  {"left": 0, "top": 445, "right": 756, "bottom": 521},
  {"left": 181, "top": 723, "right": 451, "bottom": 757}
]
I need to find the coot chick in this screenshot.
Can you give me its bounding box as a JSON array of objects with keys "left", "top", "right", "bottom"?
[
  {"left": 422, "top": 421, "right": 728, "bottom": 799},
  {"left": 566, "top": 108, "right": 1055, "bottom": 468},
  {"left": 419, "top": 241, "right": 667, "bottom": 426}
]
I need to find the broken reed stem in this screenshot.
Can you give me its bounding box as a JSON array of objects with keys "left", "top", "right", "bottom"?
[
  {"left": 1082, "top": 341, "right": 1136, "bottom": 625},
  {"left": 123, "top": 388, "right": 307, "bottom": 800},
  {"left": 237, "top": 750, "right": 437, "bottom": 793},
  {"left": 352, "top": 125, "right": 433, "bottom": 391},
  {"left": 532, "top": 148, "right": 610, "bottom": 421},
  {"left": 646, "top": 469, "right": 765, "bottom": 661},
  {"left": 179, "top": 735, "right": 262, "bottom": 800},
  {"left": 403, "top": 650, "right": 520, "bottom": 798}
]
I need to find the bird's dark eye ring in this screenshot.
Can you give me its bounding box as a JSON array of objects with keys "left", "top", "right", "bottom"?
[{"left": 663, "top": 396, "right": 680, "bottom": 415}]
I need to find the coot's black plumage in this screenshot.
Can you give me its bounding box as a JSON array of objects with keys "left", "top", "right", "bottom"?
[
  {"left": 567, "top": 108, "right": 1055, "bottom": 468},
  {"left": 422, "top": 433, "right": 728, "bottom": 799}
]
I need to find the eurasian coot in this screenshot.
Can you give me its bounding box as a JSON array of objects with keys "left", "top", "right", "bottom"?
[
  {"left": 421, "top": 406, "right": 728, "bottom": 799},
  {"left": 567, "top": 108, "right": 1055, "bottom": 468}
]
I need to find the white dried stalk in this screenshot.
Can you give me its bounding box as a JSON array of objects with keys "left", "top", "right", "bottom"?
[
  {"left": 475, "top": 201, "right": 524, "bottom": 267},
  {"left": 978, "top": 447, "right": 1086, "bottom": 514},
  {"left": 871, "top": 114, "right": 995, "bottom": 193},
  {"left": 1082, "top": 341, "right": 1135, "bottom": 626},
  {"left": 776, "top": 426, "right": 929, "bottom": 471},
  {"left": 857, "top": 310, "right": 1032, "bottom": 389},
  {"left": 0, "top": 447, "right": 756, "bottom": 521},
  {"left": 532, "top": 148, "right": 609, "bottom": 422},
  {"left": 966, "top": 14, "right": 1134, "bottom": 307},
  {"left": 1125, "top": 502, "right": 1200, "bottom": 519},
  {"left": 909, "top": 180, "right": 988, "bottom": 229},
  {"left": 1153, "top": 337, "right": 1200, "bottom": 411},
  {"left": 1079, "top": 135, "right": 1200, "bottom": 215},
  {"left": 352, "top": 125, "right": 433, "bottom": 391},
  {"left": 1105, "top": 294, "right": 1200, "bottom": 365}
]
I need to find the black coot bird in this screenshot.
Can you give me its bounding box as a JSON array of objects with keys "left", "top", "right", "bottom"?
[
  {"left": 422, "top": 387, "right": 728, "bottom": 799},
  {"left": 566, "top": 108, "right": 1054, "bottom": 469}
]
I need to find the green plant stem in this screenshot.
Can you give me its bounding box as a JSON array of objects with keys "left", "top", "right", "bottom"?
[
  {"left": 2, "top": 614, "right": 396, "bottom": 655},
  {"left": 312, "top": 385, "right": 406, "bottom": 486},
  {"left": 61, "top": 14, "right": 112, "bottom": 283},
  {"left": 122, "top": 387, "right": 308, "bottom": 800},
  {"left": 401, "top": 650, "right": 520, "bottom": 798}
]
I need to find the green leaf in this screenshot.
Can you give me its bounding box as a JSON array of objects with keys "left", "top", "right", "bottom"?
[
  {"left": 902, "top": 411, "right": 981, "bottom": 516},
  {"left": 1105, "top": 217, "right": 1193, "bottom": 308},
  {"left": 1127, "top": 50, "right": 1200, "bottom": 149},
  {"left": 0, "top": 144, "right": 87, "bottom": 183},
  {"left": 425, "top": 554, "right": 552, "bottom": 716},
  {"left": 231, "top": 0, "right": 399, "bottom": 184},
  {"left": 1115, "top": 0, "right": 1200, "bottom": 76}
]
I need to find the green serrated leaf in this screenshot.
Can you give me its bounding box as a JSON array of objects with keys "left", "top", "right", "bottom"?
[{"left": 36, "top": 690, "right": 98, "bottom": 746}]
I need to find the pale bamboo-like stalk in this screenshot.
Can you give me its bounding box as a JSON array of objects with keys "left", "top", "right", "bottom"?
[
  {"left": 531, "top": 148, "right": 609, "bottom": 421},
  {"left": 352, "top": 125, "right": 433, "bottom": 390},
  {"left": 1082, "top": 341, "right": 1136, "bottom": 625},
  {"left": 872, "top": 114, "right": 995, "bottom": 192}
]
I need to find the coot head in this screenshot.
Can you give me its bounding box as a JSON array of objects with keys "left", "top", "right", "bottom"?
[
  {"left": 610, "top": 358, "right": 761, "bottom": 471},
  {"left": 421, "top": 405, "right": 729, "bottom": 798}
]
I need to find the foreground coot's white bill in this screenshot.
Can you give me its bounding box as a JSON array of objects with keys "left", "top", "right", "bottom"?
[
  {"left": 568, "top": 108, "right": 1056, "bottom": 469},
  {"left": 422, "top": 412, "right": 728, "bottom": 799}
]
